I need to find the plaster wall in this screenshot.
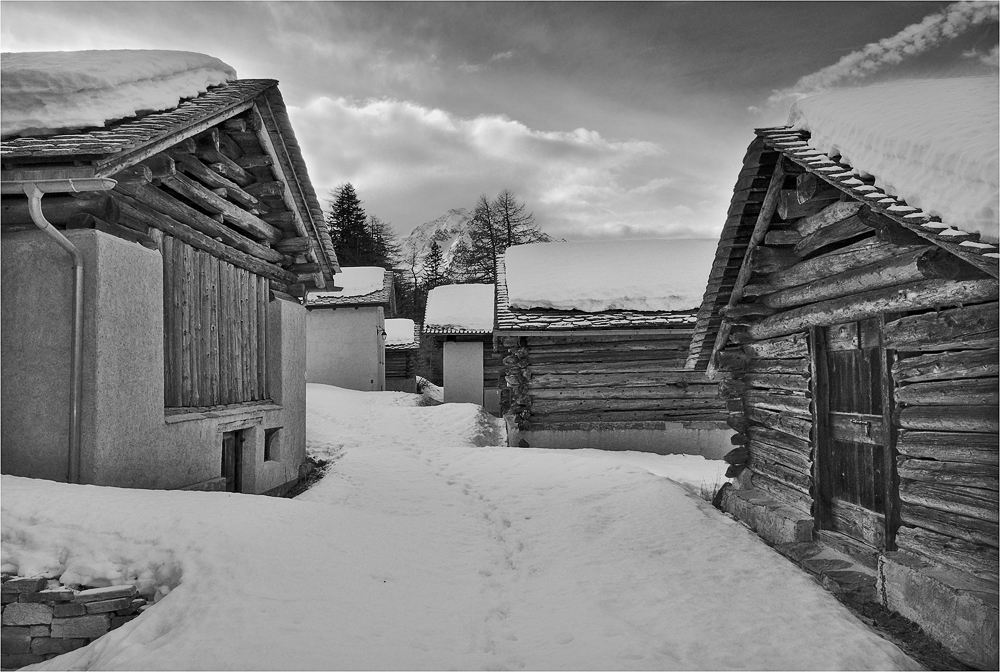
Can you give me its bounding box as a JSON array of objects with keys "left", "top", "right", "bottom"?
[
  {"left": 2, "top": 229, "right": 306, "bottom": 494},
  {"left": 443, "top": 341, "right": 484, "bottom": 405},
  {"left": 507, "top": 419, "right": 733, "bottom": 459},
  {"left": 306, "top": 307, "right": 385, "bottom": 391}
]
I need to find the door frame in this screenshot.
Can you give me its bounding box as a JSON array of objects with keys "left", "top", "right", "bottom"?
[{"left": 810, "top": 315, "right": 898, "bottom": 551}]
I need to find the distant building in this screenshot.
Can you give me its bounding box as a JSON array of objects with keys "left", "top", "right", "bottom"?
[{"left": 384, "top": 318, "right": 421, "bottom": 393}]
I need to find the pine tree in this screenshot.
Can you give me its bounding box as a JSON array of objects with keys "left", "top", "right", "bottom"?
[
  {"left": 423, "top": 239, "right": 448, "bottom": 290},
  {"left": 326, "top": 183, "right": 370, "bottom": 267}
]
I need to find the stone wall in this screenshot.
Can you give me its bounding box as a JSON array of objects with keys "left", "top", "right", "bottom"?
[{"left": 1, "top": 576, "right": 152, "bottom": 669}]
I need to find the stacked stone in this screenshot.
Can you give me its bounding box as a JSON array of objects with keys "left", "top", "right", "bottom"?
[{"left": 1, "top": 576, "right": 149, "bottom": 669}]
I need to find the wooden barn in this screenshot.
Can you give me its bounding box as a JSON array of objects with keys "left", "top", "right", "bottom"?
[
  {"left": 423, "top": 283, "right": 502, "bottom": 413},
  {"left": 694, "top": 114, "right": 998, "bottom": 667},
  {"left": 305, "top": 267, "right": 395, "bottom": 392},
  {"left": 384, "top": 318, "right": 421, "bottom": 393},
  {"left": 495, "top": 240, "right": 731, "bottom": 456},
  {"left": 1, "top": 76, "right": 340, "bottom": 495}
]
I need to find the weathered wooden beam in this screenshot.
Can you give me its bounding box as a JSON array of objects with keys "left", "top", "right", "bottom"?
[
  {"left": 896, "top": 378, "right": 999, "bottom": 406},
  {"left": 794, "top": 200, "right": 863, "bottom": 237},
  {"left": 1, "top": 192, "right": 121, "bottom": 226},
  {"left": 528, "top": 369, "right": 712, "bottom": 390},
  {"left": 746, "top": 357, "right": 810, "bottom": 374},
  {"left": 895, "top": 405, "right": 999, "bottom": 433},
  {"left": 527, "top": 350, "right": 689, "bottom": 365},
  {"left": 744, "top": 390, "right": 811, "bottom": 417},
  {"left": 745, "top": 405, "right": 812, "bottom": 442},
  {"left": 715, "top": 351, "right": 749, "bottom": 372},
  {"left": 528, "top": 384, "right": 721, "bottom": 401},
  {"left": 531, "top": 397, "right": 724, "bottom": 414},
  {"left": 884, "top": 301, "right": 998, "bottom": 352},
  {"left": 217, "top": 130, "right": 244, "bottom": 160},
  {"left": 273, "top": 236, "right": 313, "bottom": 254},
  {"left": 195, "top": 127, "right": 220, "bottom": 153},
  {"left": 196, "top": 147, "right": 254, "bottom": 186},
  {"left": 137, "top": 153, "right": 177, "bottom": 181},
  {"left": 896, "top": 430, "right": 999, "bottom": 465},
  {"left": 236, "top": 153, "right": 274, "bottom": 169},
  {"left": 743, "top": 372, "right": 810, "bottom": 393},
  {"left": 796, "top": 173, "right": 848, "bottom": 206},
  {"left": 244, "top": 181, "right": 285, "bottom": 199},
  {"left": 168, "top": 151, "right": 261, "bottom": 211},
  {"left": 748, "top": 453, "right": 812, "bottom": 493},
  {"left": 751, "top": 246, "right": 798, "bottom": 273},
  {"left": 766, "top": 239, "right": 926, "bottom": 293},
  {"left": 763, "top": 229, "right": 803, "bottom": 246},
  {"left": 527, "top": 360, "right": 689, "bottom": 376},
  {"left": 747, "top": 279, "right": 1000, "bottom": 341},
  {"left": 750, "top": 425, "right": 812, "bottom": 456},
  {"left": 893, "top": 349, "right": 999, "bottom": 384},
  {"left": 65, "top": 213, "right": 158, "bottom": 250},
  {"left": 160, "top": 173, "right": 282, "bottom": 243},
  {"left": 895, "top": 526, "right": 998, "bottom": 582},
  {"left": 900, "top": 502, "right": 998, "bottom": 548},
  {"left": 793, "top": 214, "right": 871, "bottom": 258},
  {"left": 740, "top": 332, "right": 809, "bottom": 359},
  {"left": 760, "top": 247, "right": 980, "bottom": 310},
  {"left": 900, "top": 480, "right": 998, "bottom": 523},
  {"left": 777, "top": 189, "right": 840, "bottom": 220}
]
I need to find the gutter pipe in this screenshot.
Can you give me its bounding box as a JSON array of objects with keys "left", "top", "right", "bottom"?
[{"left": 7, "top": 178, "right": 117, "bottom": 483}]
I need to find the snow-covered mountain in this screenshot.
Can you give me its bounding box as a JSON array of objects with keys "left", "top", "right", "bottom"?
[{"left": 396, "top": 208, "right": 473, "bottom": 277}]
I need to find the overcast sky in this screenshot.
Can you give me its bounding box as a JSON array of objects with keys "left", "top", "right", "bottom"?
[{"left": 2, "top": 2, "right": 997, "bottom": 241}]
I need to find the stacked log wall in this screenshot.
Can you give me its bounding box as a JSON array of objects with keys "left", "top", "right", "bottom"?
[
  {"left": 720, "top": 169, "right": 998, "bottom": 584},
  {"left": 498, "top": 332, "right": 726, "bottom": 429},
  {"left": 385, "top": 350, "right": 416, "bottom": 380}
]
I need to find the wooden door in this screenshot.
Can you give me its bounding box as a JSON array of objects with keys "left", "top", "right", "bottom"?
[
  {"left": 222, "top": 430, "right": 243, "bottom": 493},
  {"left": 814, "top": 317, "right": 895, "bottom": 550}
]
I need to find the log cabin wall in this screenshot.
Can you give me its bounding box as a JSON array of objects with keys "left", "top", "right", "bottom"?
[{"left": 498, "top": 332, "right": 726, "bottom": 430}]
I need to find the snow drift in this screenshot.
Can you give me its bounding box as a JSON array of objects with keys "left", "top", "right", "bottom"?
[
  {"left": 1, "top": 50, "right": 236, "bottom": 138},
  {"left": 788, "top": 77, "right": 999, "bottom": 243},
  {"left": 505, "top": 239, "right": 717, "bottom": 312}
]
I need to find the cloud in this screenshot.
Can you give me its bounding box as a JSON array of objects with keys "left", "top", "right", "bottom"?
[
  {"left": 964, "top": 44, "right": 1000, "bottom": 66},
  {"left": 458, "top": 50, "right": 515, "bottom": 73},
  {"left": 288, "top": 97, "right": 719, "bottom": 240},
  {"left": 769, "top": 1, "right": 999, "bottom": 103}
]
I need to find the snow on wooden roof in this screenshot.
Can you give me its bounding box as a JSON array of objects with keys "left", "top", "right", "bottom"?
[
  {"left": 306, "top": 268, "right": 393, "bottom": 307},
  {"left": 384, "top": 319, "right": 420, "bottom": 351},
  {"left": 495, "top": 255, "right": 697, "bottom": 333},
  {"left": 686, "top": 126, "right": 1000, "bottom": 371},
  {"left": 423, "top": 284, "right": 495, "bottom": 335}
]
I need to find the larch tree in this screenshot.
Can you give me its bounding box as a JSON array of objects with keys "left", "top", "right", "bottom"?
[{"left": 452, "top": 190, "right": 548, "bottom": 283}]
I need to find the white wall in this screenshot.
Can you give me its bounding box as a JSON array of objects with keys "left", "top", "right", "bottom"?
[
  {"left": 443, "top": 341, "right": 483, "bottom": 405},
  {"left": 306, "top": 306, "right": 385, "bottom": 391}
]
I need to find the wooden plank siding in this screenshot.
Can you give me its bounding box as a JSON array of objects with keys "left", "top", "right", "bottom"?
[{"left": 160, "top": 235, "right": 269, "bottom": 408}]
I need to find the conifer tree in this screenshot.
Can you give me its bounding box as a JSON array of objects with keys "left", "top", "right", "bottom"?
[
  {"left": 423, "top": 239, "right": 448, "bottom": 290},
  {"left": 452, "top": 190, "right": 547, "bottom": 283},
  {"left": 327, "top": 183, "right": 370, "bottom": 267}
]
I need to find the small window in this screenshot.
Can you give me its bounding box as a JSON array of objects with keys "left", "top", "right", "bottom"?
[{"left": 264, "top": 428, "right": 281, "bottom": 462}]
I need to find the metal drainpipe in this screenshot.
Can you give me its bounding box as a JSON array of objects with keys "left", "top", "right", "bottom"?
[{"left": 17, "top": 179, "right": 116, "bottom": 483}]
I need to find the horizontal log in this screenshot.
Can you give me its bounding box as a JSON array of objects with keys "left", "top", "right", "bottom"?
[
  {"left": 777, "top": 189, "right": 840, "bottom": 220},
  {"left": 720, "top": 302, "right": 777, "bottom": 320},
  {"left": 273, "top": 236, "right": 313, "bottom": 254},
  {"left": 763, "top": 229, "right": 803, "bottom": 246},
  {"left": 261, "top": 210, "right": 297, "bottom": 230},
  {"left": 794, "top": 214, "right": 872, "bottom": 258},
  {"left": 900, "top": 480, "right": 998, "bottom": 523},
  {"left": 527, "top": 339, "right": 692, "bottom": 355},
  {"left": 528, "top": 384, "right": 721, "bottom": 401},
  {"left": 169, "top": 151, "right": 261, "bottom": 210},
  {"left": 895, "top": 405, "right": 999, "bottom": 433},
  {"left": 65, "top": 213, "right": 158, "bottom": 250},
  {"left": 531, "top": 397, "right": 725, "bottom": 414},
  {"left": 236, "top": 153, "right": 273, "bottom": 169},
  {"left": 245, "top": 181, "right": 285, "bottom": 198},
  {"left": 747, "top": 470, "right": 812, "bottom": 516},
  {"left": 743, "top": 372, "right": 810, "bottom": 392},
  {"left": 727, "top": 413, "right": 750, "bottom": 434},
  {"left": 884, "top": 301, "right": 998, "bottom": 352},
  {"left": 795, "top": 172, "right": 844, "bottom": 205},
  {"left": 1, "top": 193, "right": 121, "bottom": 226},
  {"left": 740, "top": 332, "right": 809, "bottom": 359},
  {"left": 895, "top": 526, "right": 999, "bottom": 582},
  {"left": 744, "top": 390, "right": 812, "bottom": 417},
  {"left": 892, "top": 348, "right": 999, "bottom": 383},
  {"left": 113, "top": 181, "right": 284, "bottom": 263},
  {"left": 747, "top": 357, "right": 809, "bottom": 374},
  {"left": 760, "top": 247, "right": 971, "bottom": 311},
  {"left": 748, "top": 453, "right": 811, "bottom": 493},
  {"left": 745, "top": 405, "right": 812, "bottom": 442},
  {"left": 899, "top": 502, "right": 998, "bottom": 548},
  {"left": 896, "top": 430, "right": 999, "bottom": 465},
  {"left": 748, "top": 279, "right": 1000, "bottom": 341},
  {"left": 528, "top": 360, "right": 689, "bottom": 376},
  {"left": 750, "top": 435, "right": 811, "bottom": 474},
  {"left": 897, "top": 456, "right": 999, "bottom": 490},
  {"left": 895, "top": 378, "right": 999, "bottom": 406},
  {"left": 160, "top": 173, "right": 281, "bottom": 243},
  {"left": 765, "top": 239, "right": 917, "bottom": 293},
  {"left": 749, "top": 425, "right": 812, "bottom": 456},
  {"left": 794, "top": 200, "right": 862, "bottom": 237},
  {"left": 528, "top": 370, "right": 711, "bottom": 389},
  {"left": 528, "top": 409, "right": 729, "bottom": 424},
  {"left": 751, "top": 246, "right": 798, "bottom": 274},
  {"left": 715, "top": 351, "right": 749, "bottom": 372},
  {"left": 113, "top": 193, "right": 297, "bottom": 285},
  {"left": 527, "top": 350, "right": 688, "bottom": 366}
]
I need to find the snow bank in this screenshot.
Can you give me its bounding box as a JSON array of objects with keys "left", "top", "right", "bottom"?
[
  {"left": 1, "top": 50, "right": 235, "bottom": 138},
  {"left": 505, "top": 239, "right": 717, "bottom": 312},
  {"left": 311, "top": 266, "right": 386, "bottom": 299},
  {"left": 384, "top": 318, "right": 416, "bottom": 345},
  {"left": 424, "top": 283, "right": 495, "bottom": 331},
  {"left": 788, "top": 77, "right": 999, "bottom": 242}
]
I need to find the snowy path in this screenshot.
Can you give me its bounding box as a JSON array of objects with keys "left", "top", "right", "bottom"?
[{"left": 1, "top": 384, "right": 919, "bottom": 670}]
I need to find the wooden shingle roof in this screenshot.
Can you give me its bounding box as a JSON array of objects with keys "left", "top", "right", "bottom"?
[
  {"left": 385, "top": 322, "right": 421, "bottom": 351},
  {"left": 686, "top": 126, "right": 1000, "bottom": 370},
  {"left": 495, "top": 254, "right": 696, "bottom": 333}
]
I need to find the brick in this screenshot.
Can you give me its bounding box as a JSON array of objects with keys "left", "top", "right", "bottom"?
[
  {"left": 1, "top": 653, "right": 46, "bottom": 667},
  {"left": 1, "top": 627, "right": 32, "bottom": 654},
  {"left": 28, "top": 624, "right": 51, "bottom": 637},
  {"left": 1, "top": 602, "right": 53, "bottom": 626},
  {"left": 1, "top": 577, "right": 47, "bottom": 594},
  {"left": 74, "top": 585, "right": 136, "bottom": 604},
  {"left": 1, "top": 592, "right": 18, "bottom": 604},
  {"left": 19, "top": 588, "right": 75, "bottom": 604},
  {"left": 50, "top": 614, "right": 109, "bottom": 639},
  {"left": 53, "top": 602, "right": 87, "bottom": 618},
  {"left": 30, "top": 637, "right": 89, "bottom": 656},
  {"left": 85, "top": 597, "right": 131, "bottom": 614}
]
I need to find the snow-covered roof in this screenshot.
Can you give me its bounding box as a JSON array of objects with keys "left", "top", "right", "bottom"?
[
  {"left": 504, "top": 240, "right": 716, "bottom": 313},
  {"left": 385, "top": 318, "right": 420, "bottom": 350},
  {"left": 423, "top": 284, "right": 495, "bottom": 334},
  {"left": 788, "top": 77, "right": 999, "bottom": 244},
  {"left": 307, "top": 268, "right": 393, "bottom": 307},
  {"left": 2, "top": 50, "right": 236, "bottom": 138}
]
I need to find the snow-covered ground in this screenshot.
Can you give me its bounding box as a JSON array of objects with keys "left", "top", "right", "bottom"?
[{"left": 1, "top": 385, "right": 918, "bottom": 670}]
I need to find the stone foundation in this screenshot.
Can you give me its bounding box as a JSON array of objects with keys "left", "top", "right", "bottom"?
[{"left": 1, "top": 576, "right": 153, "bottom": 669}]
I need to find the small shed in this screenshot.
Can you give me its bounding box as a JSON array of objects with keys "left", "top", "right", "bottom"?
[
  {"left": 423, "top": 283, "right": 501, "bottom": 412},
  {"left": 305, "top": 267, "right": 395, "bottom": 391},
  {"left": 384, "top": 318, "right": 420, "bottom": 393},
  {"left": 0, "top": 51, "right": 340, "bottom": 495},
  {"left": 495, "top": 239, "right": 730, "bottom": 457},
  {"left": 694, "top": 78, "right": 998, "bottom": 669}
]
